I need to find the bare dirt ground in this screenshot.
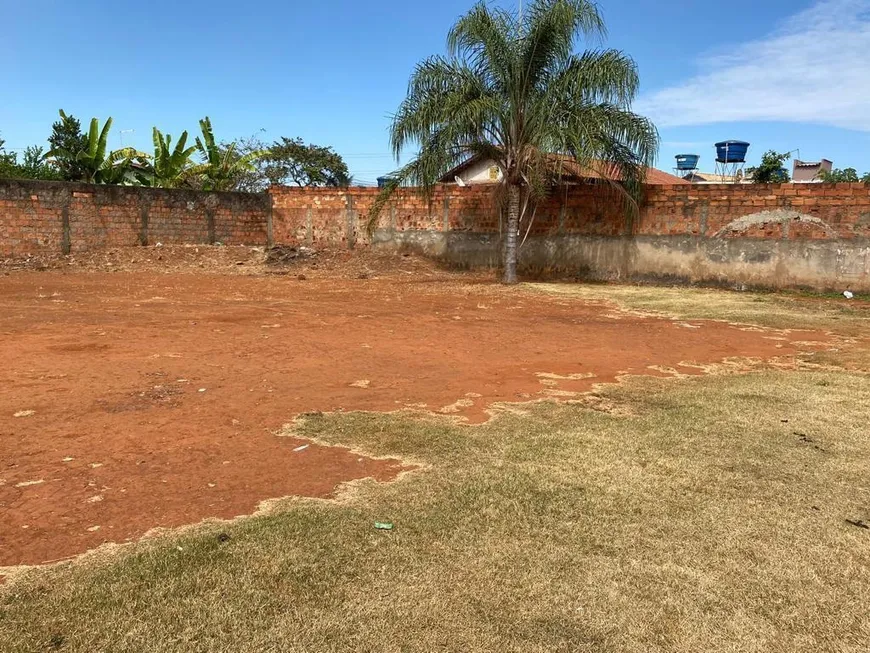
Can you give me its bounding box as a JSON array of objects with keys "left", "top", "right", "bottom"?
[{"left": 0, "top": 246, "right": 831, "bottom": 568}]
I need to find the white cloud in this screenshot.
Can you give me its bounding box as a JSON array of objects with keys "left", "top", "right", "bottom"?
[{"left": 636, "top": 0, "right": 870, "bottom": 131}]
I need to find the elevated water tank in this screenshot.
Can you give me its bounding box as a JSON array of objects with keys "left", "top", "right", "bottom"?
[
  {"left": 675, "top": 154, "right": 700, "bottom": 171},
  {"left": 715, "top": 140, "right": 750, "bottom": 163}
]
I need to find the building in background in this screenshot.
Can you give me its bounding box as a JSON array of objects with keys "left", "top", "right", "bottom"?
[
  {"left": 792, "top": 158, "right": 833, "bottom": 183},
  {"left": 682, "top": 170, "right": 748, "bottom": 184},
  {"left": 439, "top": 154, "right": 688, "bottom": 185}
]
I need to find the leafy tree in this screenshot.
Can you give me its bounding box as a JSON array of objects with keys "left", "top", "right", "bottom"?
[
  {"left": 204, "top": 135, "right": 352, "bottom": 191},
  {"left": 373, "top": 0, "right": 657, "bottom": 283},
  {"left": 16, "top": 146, "right": 62, "bottom": 180},
  {"left": 818, "top": 167, "right": 870, "bottom": 183},
  {"left": 746, "top": 150, "right": 791, "bottom": 183},
  {"left": 190, "top": 117, "right": 262, "bottom": 191},
  {"left": 0, "top": 136, "right": 62, "bottom": 180},
  {"left": 263, "top": 137, "right": 351, "bottom": 187},
  {"left": 0, "top": 137, "right": 17, "bottom": 178},
  {"left": 219, "top": 135, "right": 271, "bottom": 193},
  {"left": 138, "top": 127, "right": 197, "bottom": 188},
  {"left": 0, "top": 135, "right": 20, "bottom": 178},
  {"left": 47, "top": 110, "right": 89, "bottom": 181},
  {"left": 20, "top": 147, "right": 54, "bottom": 177}
]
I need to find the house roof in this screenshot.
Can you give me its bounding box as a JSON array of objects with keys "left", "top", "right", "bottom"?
[
  {"left": 683, "top": 171, "right": 741, "bottom": 183},
  {"left": 439, "top": 154, "right": 689, "bottom": 185},
  {"left": 794, "top": 159, "right": 832, "bottom": 168},
  {"left": 542, "top": 154, "right": 689, "bottom": 185}
]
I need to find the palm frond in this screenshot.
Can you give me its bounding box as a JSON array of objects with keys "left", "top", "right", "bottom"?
[
  {"left": 547, "top": 50, "right": 640, "bottom": 107},
  {"left": 391, "top": 57, "right": 505, "bottom": 162},
  {"left": 520, "top": 0, "right": 605, "bottom": 91},
  {"left": 447, "top": 2, "right": 516, "bottom": 90}
]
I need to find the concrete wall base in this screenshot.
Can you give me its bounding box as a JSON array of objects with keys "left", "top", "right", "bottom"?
[{"left": 373, "top": 230, "right": 870, "bottom": 292}]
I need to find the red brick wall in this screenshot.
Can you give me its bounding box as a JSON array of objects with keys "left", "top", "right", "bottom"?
[
  {"left": 0, "top": 180, "right": 271, "bottom": 258},
  {"left": 269, "top": 182, "right": 870, "bottom": 245},
  {"left": 3, "top": 179, "right": 869, "bottom": 260},
  {"left": 0, "top": 186, "right": 67, "bottom": 257},
  {"left": 638, "top": 183, "right": 870, "bottom": 239},
  {"left": 269, "top": 186, "right": 502, "bottom": 247}
]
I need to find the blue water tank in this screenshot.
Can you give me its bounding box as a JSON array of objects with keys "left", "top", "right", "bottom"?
[
  {"left": 675, "top": 154, "right": 700, "bottom": 171},
  {"left": 715, "top": 140, "right": 750, "bottom": 163},
  {"left": 377, "top": 176, "right": 398, "bottom": 188}
]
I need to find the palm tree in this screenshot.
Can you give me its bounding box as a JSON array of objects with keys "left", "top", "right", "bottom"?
[
  {"left": 377, "top": 0, "right": 658, "bottom": 283},
  {"left": 140, "top": 127, "right": 197, "bottom": 188},
  {"left": 48, "top": 115, "right": 143, "bottom": 184},
  {"left": 190, "top": 117, "right": 261, "bottom": 192}
]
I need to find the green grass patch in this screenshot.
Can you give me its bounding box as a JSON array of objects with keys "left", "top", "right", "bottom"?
[
  {"left": 2, "top": 368, "right": 869, "bottom": 652},
  {"left": 526, "top": 282, "right": 868, "bottom": 335}
]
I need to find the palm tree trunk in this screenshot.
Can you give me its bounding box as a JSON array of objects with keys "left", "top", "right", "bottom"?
[{"left": 502, "top": 183, "right": 521, "bottom": 284}]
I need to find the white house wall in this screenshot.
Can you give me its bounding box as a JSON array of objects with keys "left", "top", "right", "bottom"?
[{"left": 456, "top": 159, "right": 503, "bottom": 185}]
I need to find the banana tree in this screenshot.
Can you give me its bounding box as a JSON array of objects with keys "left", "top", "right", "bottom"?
[
  {"left": 97, "top": 148, "right": 145, "bottom": 185},
  {"left": 48, "top": 116, "right": 144, "bottom": 184},
  {"left": 190, "top": 117, "right": 262, "bottom": 191},
  {"left": 137, "top": 127, "right": 197, "bottom": 188}
]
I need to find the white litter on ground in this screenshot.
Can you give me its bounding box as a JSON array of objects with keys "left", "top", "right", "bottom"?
[{"left": 15, "top": 479, "right": 45, "bottom": 488}]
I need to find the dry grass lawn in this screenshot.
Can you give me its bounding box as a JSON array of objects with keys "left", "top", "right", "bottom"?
[{"left": 1, "top": 282, "right": 868, "bottom": 652}]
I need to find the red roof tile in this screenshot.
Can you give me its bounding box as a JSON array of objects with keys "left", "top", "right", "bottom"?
[{"left": 441, "top": 154, "right": 689, "bottom": 185}]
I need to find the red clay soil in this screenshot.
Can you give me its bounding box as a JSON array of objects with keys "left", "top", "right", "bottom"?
[{"left": 0, "top": 271, "right": 828, "bottom": 567}]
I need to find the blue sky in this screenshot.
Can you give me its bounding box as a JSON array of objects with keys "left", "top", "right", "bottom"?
[{"left": 2, "top": 0, "right": 869, "bottom": 183}]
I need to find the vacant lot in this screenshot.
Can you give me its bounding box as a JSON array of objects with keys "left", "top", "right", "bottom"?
[{"left": 1, "top": 248, "right": 868, "bottom": 652}]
